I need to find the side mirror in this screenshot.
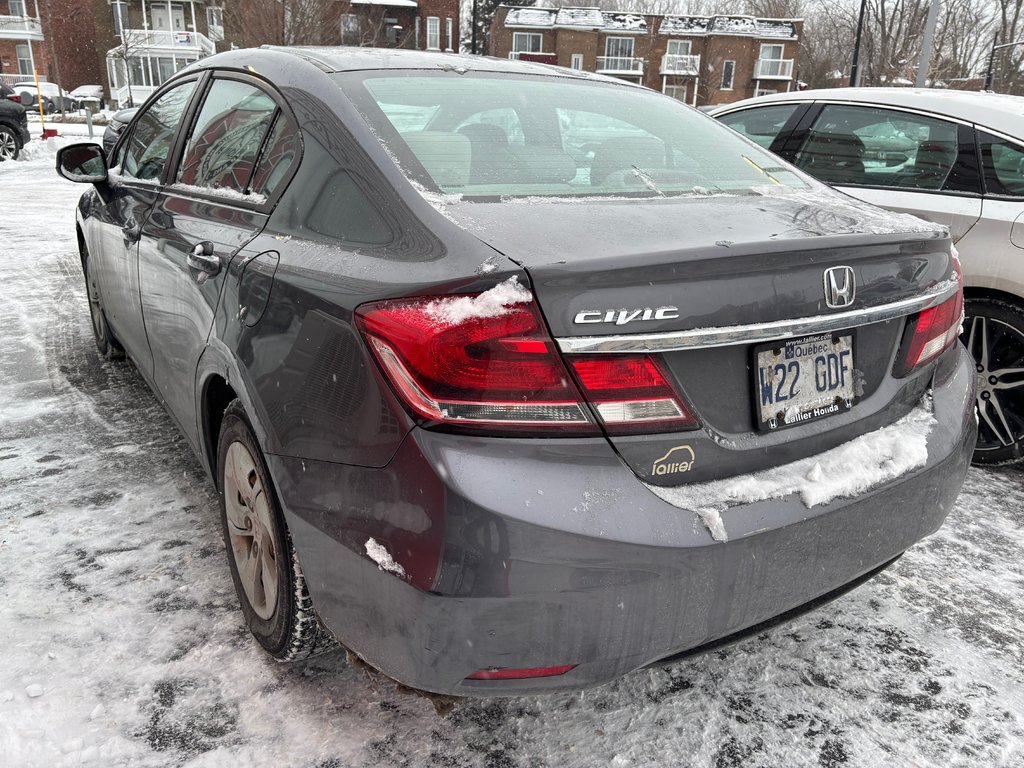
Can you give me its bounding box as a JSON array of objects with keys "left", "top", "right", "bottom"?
[{"left": 56, "top": 143, "right": 108, "bottom": 184}]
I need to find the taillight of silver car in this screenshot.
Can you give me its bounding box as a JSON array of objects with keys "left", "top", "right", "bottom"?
[
  {"left": 894, "top": 258, "right": 964, "bottom": 378},
  {"left": 355, "top": 295, "right": 697, "bottom": 435}
]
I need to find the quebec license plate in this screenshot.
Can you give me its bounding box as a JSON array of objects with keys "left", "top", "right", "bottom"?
[{"left": 753, "top": 333, "right": 856, "bottom": 431}]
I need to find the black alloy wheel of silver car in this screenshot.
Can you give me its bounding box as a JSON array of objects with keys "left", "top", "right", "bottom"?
[
  {"left": 0, "top": 125, "right": 18, "bottom": 161},
  {"left": 82, "top": 247, "right": 125, "bottom": 360},
  {"left": 216, "top": 400, "right": 336, "bottom": 661},
  {"left": 962, "top": 298, "right": 1024, "bottom": 465}
]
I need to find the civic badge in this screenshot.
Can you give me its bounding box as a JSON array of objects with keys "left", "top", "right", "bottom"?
[{"left": 823, "top": 266, "right": 856, "bottom": 309}]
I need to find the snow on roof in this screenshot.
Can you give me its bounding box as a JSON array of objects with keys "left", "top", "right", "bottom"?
[
  {"left": 505, "top": 7, "right": 557, "bottom": 26},
  {"left": 351, "top": 0, "right": 418, "bottom": 6},
  {"left": 604, "top": 13, "right": 647, "bottom": 31},
  {"left": 708, "top": 16, "right": 797, "bottom": 38},
  {"left": 553, "top": 7, "right": 604, "bottom": 27},
  {"left": 503, "top": 7, "right": 798, "bottom": 37},
  {"left": 658, "top": 16, "right": 710, "bottom": 35}
]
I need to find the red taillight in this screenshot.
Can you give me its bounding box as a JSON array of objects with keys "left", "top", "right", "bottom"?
[
  {"left": 895, "top": 262, "right": 964, "bottom": 377},
  {"left": 568, "top": 354, "right": 698, "bottom": 433},
  {"left": 356, "top": 289, "right": 597, "bottom": 432},
  {"left": 466, "top": 664, "right": 576, "bottom": 680},
  {"left": 355, "top": 281, "right": 698, "bottom": 435},
  {"left": 8, "top": 94, "right": 21, "bottom": 104}
]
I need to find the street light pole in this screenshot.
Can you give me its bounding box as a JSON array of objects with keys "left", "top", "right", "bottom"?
[
  {"left": 984, "top": 36, "right": 1024, "bottom": 91},
  {"left": 471, "top": 0, "right": 478, "bottom": 54},
  {"left": 849, "top": 0, "right": 868, "bottom": 87},
  {"left": 915, "top": 0, "right": 941, "bottom": 87}
]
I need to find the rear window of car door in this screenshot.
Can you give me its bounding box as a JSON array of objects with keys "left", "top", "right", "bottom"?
[
  {"left": 978, "top": 131, "right": 1024, "bottom": 197},
  {"left": 795, "top": 104, "right": 959, "bottom": 191},
  {"left": 717, "top": 104, "right": 801, "bottom": 150},
  {"left": 176, "top": 78, "right": 279, "bottom": 198},
  {"left": 121, "top": 80, "right": 198, "bottom": 182}
]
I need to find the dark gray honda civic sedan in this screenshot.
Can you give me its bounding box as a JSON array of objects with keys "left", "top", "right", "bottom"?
[{"left": 56, "top": 47, "right": 977, "bottom": 696}]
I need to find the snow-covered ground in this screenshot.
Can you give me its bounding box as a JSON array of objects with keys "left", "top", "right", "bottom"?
[{"left": 2, "top": 143, "right": 1023, "bottom": 768}]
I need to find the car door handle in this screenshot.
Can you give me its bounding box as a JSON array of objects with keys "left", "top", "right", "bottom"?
[
  {"left": 122, "top": 218, "right": 141, "bottom": 245},
  {"left": 186, "top": 241, "right": 220, "bottom": 278}
]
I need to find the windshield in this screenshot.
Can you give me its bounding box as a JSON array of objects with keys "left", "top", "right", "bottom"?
[{"left": 337, "top": 72, "right": 807, "bottom": 200}]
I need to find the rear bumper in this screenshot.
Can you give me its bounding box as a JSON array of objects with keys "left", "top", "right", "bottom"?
[{"left": 270, "top": 346, "right": 977, "bottom": 696}]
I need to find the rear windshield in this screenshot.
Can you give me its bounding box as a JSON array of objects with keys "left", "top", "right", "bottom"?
[{"left": 337, "top": 71, "right": 806, "bottom": 200}]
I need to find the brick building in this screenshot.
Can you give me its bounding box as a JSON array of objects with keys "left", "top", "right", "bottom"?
[
  {"left": 0, "top": 0, "right": 51, "bottom": 85},
  {"left": 491, "top": 6, "right": 802, "bottom": 108},
  {"left": 230, "top": 0, "right": 460, "bottom": 58}
]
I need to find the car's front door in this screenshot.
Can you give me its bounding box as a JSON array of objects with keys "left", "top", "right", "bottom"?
[
  {"left": 90, "top": 78, "right": 201, "bottom": 375},
  {"left": 789, "top": 102, "right": 983, "bottom": 242},
  {"left": 137, "top": 74, "right": 297, "bottom": 449}
]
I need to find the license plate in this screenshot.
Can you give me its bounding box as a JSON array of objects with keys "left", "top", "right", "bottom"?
[{"left": 753, "top": 333, "right": 856, "bottom": 431}]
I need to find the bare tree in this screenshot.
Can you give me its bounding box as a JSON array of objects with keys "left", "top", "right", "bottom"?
[
  {"left": 108, "top": 31, "right": 150, "bottom": 107},
  {"left": 228, "top": 0, "right": 336, "bottom": 47}
]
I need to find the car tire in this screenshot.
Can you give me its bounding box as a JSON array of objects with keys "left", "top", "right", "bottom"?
[
  {"left": 0, "top": 125, "right": 18, "bottom": 161},
  {"left": 82, "top": 250, "right": 125, "bottom": 360},
  {"left": 216, "top": 400, "right": 337, "bottom": 661},
  {"left": 962, "top": 296, "right": 1024, "bottom": 465}
]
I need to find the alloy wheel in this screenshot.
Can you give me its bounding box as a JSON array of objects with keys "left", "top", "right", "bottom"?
[
  {"left": 0, "top": 130, "right": 17, "bottom": 161},
  {"left": 964, "top": 314, "right": 1024, "bottom": 453},
  {"left": 223, "top": 441, "right": 279, "bottom": 621}
]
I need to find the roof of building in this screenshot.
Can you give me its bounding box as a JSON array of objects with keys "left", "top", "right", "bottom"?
[{"left": 502, "top": 6, "right": 799, "bottom": 38}]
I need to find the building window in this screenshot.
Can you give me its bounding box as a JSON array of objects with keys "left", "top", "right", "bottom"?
[
  {"left": 110, "top": 0, "right": 127, "bottom": 36},
  {"left": 342, "top": 13, "right": 360, "bottom": 46},
  {"left": 571, "top": 53, "right": 583, "bottom": 70},
  {"left": 9, "top": 0, "right": 25, "bottom": 17},
  {"left": 604, "top": 36, "right": 634, "bottom": 59},
  {"left": 426, "top": 16, "right": 440, "bottom": 50},
  {"left": 666, "top": 39, "right": 691, "bottom": 57},
  {"left": 760, "top": 43, "right": 784, "bottom": 61},
  {"left": 664, "top": 84, "right": 687, "bottom": 102},
  {"left": 755, "top": 87, "right": 778, "bottom": 97},
  {"left": 721, "top": 60, "right": 735, "bottom": 90},
  {"left": 206, "top": 6, "right": 224, "bottom": 42},
  {"left": 512, "top": 32, "right": 542, "bottom": 53},
  {"left": 445, "top": 17, "right": 453, "bottom": 51},
  {"left": 16, "top": 44, "right": 32, "bottom": 75}
]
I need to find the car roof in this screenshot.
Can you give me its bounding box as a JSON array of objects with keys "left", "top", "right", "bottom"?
[
  {"left": 209, "top": 45, "right": 639, "bottom": 87},
  {"left": 710, "top": 87, "right": 1024, "bottom": 137}
]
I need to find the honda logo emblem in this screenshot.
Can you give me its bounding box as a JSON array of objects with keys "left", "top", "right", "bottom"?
[{"left": 823, "top": 266, "right": 856, "bottom": 309}]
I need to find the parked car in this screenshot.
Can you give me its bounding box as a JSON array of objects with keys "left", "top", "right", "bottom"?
[
  {"left": 102, "top": 106, "right": 138, "bottom": 156},
  {"left": 70, "top": 84, "right": 105, "bottom": 110},
  {"left": 0, "top": 94, "right": 29, "bottom": 161},
  {"left": 56, "top": 49, "right": 976, "bottom": 697},
  {"left": 13, "top": 81, "right": 75, "bottom": 113},
  {"left": 712, "top": 89, "right": 1024, "bottom": 465},
  {"left": 1, "top": 82, "right": 22, "bottom": 104}
]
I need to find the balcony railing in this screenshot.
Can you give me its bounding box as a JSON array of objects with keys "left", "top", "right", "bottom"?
[
  {"left": 661, "top": 54, "right": 700, "bottom": 76},
  {"left": 756, "top": 58, "right": 794, "bottom": 79},
  {"left": 596, "top": 56, "right": 644, "bottom": 74},
  {"left": 120, "top": 28, "right": 216, "bottom": 56},
  {"left": 1, "top": 72, "right": 46, "bottom": 86},
  {"left": 0, "top": 14, "right": 43, "bottom": 40},
  {"left": 508, "top": 51, "right": 558, "bottom": 65},
  {"left": 113, "top": 84, "right": 157, "bottom": 108}
]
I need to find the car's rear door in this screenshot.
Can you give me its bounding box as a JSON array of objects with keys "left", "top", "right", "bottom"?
[
  {"left": 137, "top": 73, "right": 300, "bottom": 449},
  {"left": 955, "top": 127, "right": 1024, "bottom": 295},
  {"left": 788, "top": 102, "right": 983, "bottom": 243}
]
